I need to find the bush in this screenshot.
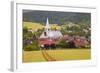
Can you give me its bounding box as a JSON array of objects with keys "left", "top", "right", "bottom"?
[
  {"left": 23, "top": 40, "right": 40, "bottom": 51},
  {"left": 56, "top": 39, "right": 76, "bottom": 48},
  {"left": 57, "top": 40, "right": 68, "bottom": 48},
  {"left": 24, "top": 45, "right": 34, "bottom": 51}
]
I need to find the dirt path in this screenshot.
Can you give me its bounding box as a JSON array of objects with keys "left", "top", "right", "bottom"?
[{"left": 41, "top": 50, "right": 57, "bottom": 61}]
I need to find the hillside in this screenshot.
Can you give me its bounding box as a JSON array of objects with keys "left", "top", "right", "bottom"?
[
  {"left": 23, "top": 22, "right": 61, "bottom": 30},
  {"left": 23, "top": 10, "right": 91, "bottom": 25},
  {"left": 23, "top": 22, "right": 44, "bottom": 30}
]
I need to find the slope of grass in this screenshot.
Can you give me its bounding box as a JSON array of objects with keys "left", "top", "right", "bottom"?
[
  {"left": 23, "top": 22, "right": 61, "bottom": 30},
  {"left": 46, "top": 49, "right": 91, "bottom": 60},
  {"left": 23, "top": 50, "right": 45, "bottom": 63},
  {"left": 23, "top": 49, "right": 91, "bottom": 63},
  {"left": 23, "top": 22, "right": 44, "bottom": 30}
]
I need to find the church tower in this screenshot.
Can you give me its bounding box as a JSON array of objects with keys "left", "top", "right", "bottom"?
[
  {"left": 45, "top": 18, "right": 51, "bottom": 33},
  {"left": 44, "top": 18, "right": 51, "bottom": 36}
]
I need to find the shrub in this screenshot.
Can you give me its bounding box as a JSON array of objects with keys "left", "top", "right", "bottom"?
[
  {"left": 57, "top": 40, "right": 67, "bottom": 48},
  {"left": 23, "top": 40, "right": 40, "bottom": 51},
  {"left": 56, "top": 39, "right": 76, "bottom": 49},
  {"left": 24, "top": 45, "right": 34, "bottom": 51}
]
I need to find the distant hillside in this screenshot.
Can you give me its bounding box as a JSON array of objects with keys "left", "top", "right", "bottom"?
[
  {"left": 23, "top": 22, "right": 61, "bottom": 30},
  {"left": 23, "top": 22, "right": 44, "bottom": 30},
  {"left": 23, "top": 10, "right": 91, "bottom": 25}
]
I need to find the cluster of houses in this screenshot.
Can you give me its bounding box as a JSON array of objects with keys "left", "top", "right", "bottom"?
[{"left": 38, "top": 18, "right": 90, "bottom": 49}]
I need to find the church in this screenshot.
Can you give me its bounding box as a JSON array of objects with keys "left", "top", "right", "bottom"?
[
  {"left": 39, "top": 18, "right": 63, "bottom": 49},
  {"left": 40, "top": 18, "right": 63, "bottom": 39}
]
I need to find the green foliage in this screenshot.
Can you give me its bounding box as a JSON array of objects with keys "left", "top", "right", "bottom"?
[
  {"left": 24, "top": 45, "right": 34, "bottom": 51},
  {"left": 23, "top": 40, "right": 40, "bottom": 51},
  {"left": 23, "top": 27, "right": 40, "bottom": 51},
  {"left": 23, "top": 10, "right": 91, "bottom": 25},
  {"left": 23, "top": 27, "right": 28, "bottom": 34},
  {"left": 61, "top": 23, "right": 90, "bottom": 38},
  {"left": 34, "top": 29, "right": 44, "bottom": 37},
  {"left": 57, "top": 40, "right": 68, "bottom": 48}
]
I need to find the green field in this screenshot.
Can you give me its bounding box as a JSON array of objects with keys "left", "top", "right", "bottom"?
[
  {"left": 23, "top": 49, "right": 91, "bottom": 63},
  {"left": 23, "top": 22, "right": 61, "bottom": 30},
  {"left": 23, "top": 22, "right": 44, "bottom": 30}
]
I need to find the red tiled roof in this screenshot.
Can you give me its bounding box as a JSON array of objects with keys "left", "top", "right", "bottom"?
[{"left": 39, "top": 39, "right": 56, "bottom": 45}]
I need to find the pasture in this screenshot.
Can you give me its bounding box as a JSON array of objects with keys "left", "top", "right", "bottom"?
[{"left": 23, "top": 49, "right": 91, "bottom": 63}]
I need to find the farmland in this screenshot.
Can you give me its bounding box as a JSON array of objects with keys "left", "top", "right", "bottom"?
[{"left": 23, "top": 49, "right": 91, "bottom": 63}]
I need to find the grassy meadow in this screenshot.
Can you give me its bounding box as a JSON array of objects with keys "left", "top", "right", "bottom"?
[
  {"left": 23, "top": 49, "right": 91, "bottom": 63},
  {"left": 23, "top": 22, "right": 61, "bottom": 30},
  {"left": 23, "top": 22, "right": 44, "bottom": 30}
]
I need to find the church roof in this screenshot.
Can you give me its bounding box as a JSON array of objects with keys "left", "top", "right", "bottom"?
[
  {"left": 40, "top": 30, "right": 63, "bottom": 39},
  {"left": 39, "top": 39, "right": 56, "bottom": 45}
]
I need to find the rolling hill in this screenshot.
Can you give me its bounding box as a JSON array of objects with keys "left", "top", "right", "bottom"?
[
  {"left": 23, "top": 22, "right": 61, "bottom": 30},
  {"left": 23, "top": 10, "right": 91, "bottom": 25}
]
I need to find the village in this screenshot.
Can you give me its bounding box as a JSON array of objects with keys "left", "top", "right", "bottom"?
[
  {"left": 23, "top": 18, "right": 91, "bottom": 51},
  {"left": 22, "top": 10, "right": 91, "bottom": 62}
]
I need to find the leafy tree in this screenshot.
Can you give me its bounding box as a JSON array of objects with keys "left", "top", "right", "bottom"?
[{"left": 23, "top": 27, "right": 40, "bottom": 51}]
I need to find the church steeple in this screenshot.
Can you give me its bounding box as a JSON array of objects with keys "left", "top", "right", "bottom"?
[{"left": 45, "top": 17, "right": 51, "bottom": 30}]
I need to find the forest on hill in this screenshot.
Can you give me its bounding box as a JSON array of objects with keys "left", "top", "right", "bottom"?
[{"left": 23, "top": 10, "right": 91, "bottom": 25}]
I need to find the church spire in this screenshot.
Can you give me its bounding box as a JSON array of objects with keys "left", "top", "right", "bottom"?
[{"left": 45, "top": 17, "right": 50, "bottom": 29}]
